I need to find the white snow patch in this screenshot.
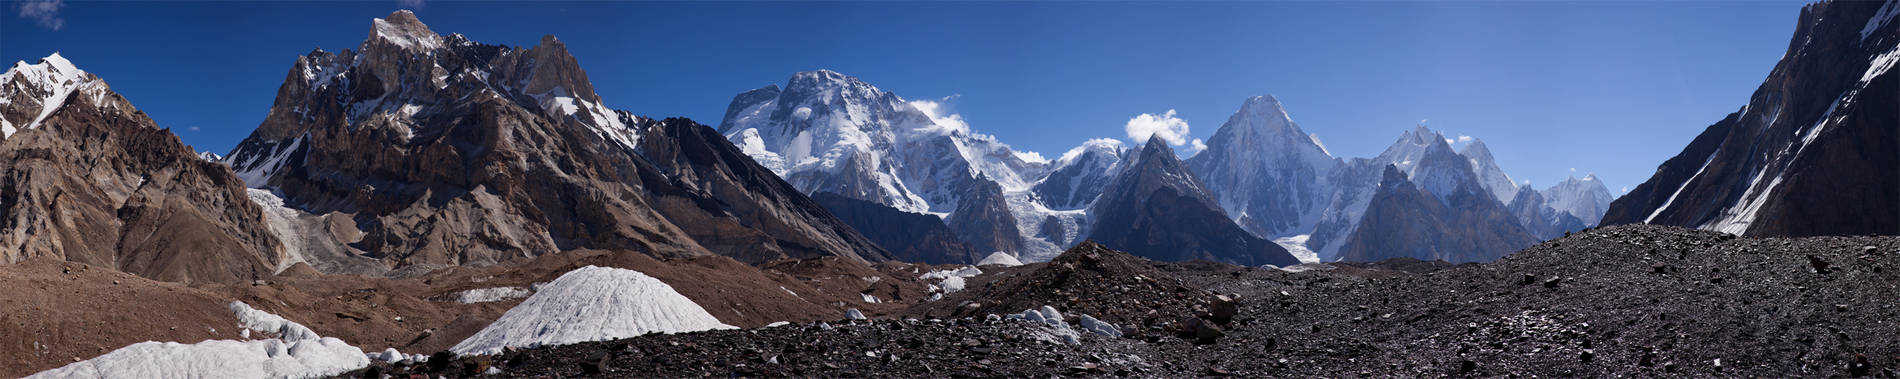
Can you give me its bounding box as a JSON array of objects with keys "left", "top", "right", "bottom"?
[
  {"left": 455, "top": 287, "right": 532, "bottom": 304},
  {"left": 247, "top": 189, "right": 310, "bottom": 274},
  {"left": 231, "top": 135, "right": 305, "bottom": 188},
  {"left": 1863, "top": 46, "right": 1900, "bottom": 85},
  {"left": 919, "top": 266, "right": 982, "bottom": 296},
  {"left": 230, "top": 301, "right": 321, "bottom": 342},
  {"left": 1644, "top": 151, "right": 1719, "bottom": 224},
  {"left": 1276, "top": 263, "right": 1337, "bottom": 273},
  {"left": 1272, "top": 235, "right": 1320, "bottom": 264},
  {"left": 977, "top": 251, "right": 1024, "bottom": 267},
  {"left": 28, "top": 302, "right": 368, "bottom": 379},
  {"left": 1005, "top": 306, "right": 1082, "bottom": 344},
  {"left": 449, "top": 266, "right": 735, "bottom": 356}
]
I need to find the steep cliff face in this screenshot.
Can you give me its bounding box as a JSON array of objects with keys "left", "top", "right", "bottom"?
[
  {"left": 225, "top": 11, "right": 889, "bottom": 269},
  {"left": 1603, "top": 1, "right": 1899, "bottom": 237},
  {"left": 0, "top": 54, "right": 285, "bottom": 283},
  {"left": 1086, "top": 136, "right": 1300, "bottom": 267}
]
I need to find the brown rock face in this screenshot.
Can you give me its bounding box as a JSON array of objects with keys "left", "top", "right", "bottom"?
[
  {"left": 0, "top": 54, "right": 285, "bottom": 283},
  {"left": 225, "top": 11, "right": 887, "bottom": 269}
]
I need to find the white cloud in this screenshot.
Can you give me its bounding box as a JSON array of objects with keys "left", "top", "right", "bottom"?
[
  {"left": 187, "top": 126, "right": 201, "bottom": 132},
  {"left": 1621, "top": 186, "right": 1630, "bottom": 194},
  {"left": 1457, "top": 135, "right": 1473, "bottom": 143},
  {"left": 1184, "top": 138, "right": 1207, "bottom": 157},
  {"left": 1569, "top": 167, "right": 1577, "bottom": 173},
  {"left": 1125, "top": 109, "right": 1192, "bottom": 146},
  {"left": 1013, "top": 151, "right": 1048, "bottom": 164},
  {"left": 397, "top": 0, "right": 425, "bottom": 9},
  {"left": 16, "top": 0, "right": 65, "bottom": 31},
  {"left": 907, "top": 96, "right": 969, "bottom": 135}
]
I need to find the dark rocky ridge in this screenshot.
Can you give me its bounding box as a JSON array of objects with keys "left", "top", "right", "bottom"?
[
  {"left": 904, "top": 241, "right": 1225, "bottom": 328},
  {"left": 812, "top": 192, "right": 979, "bottom": 264},
  {"left": 1341, "top": 165, "right": 1539, "bottom": 263},
  {"left": 1603, "top": 0, "right": 1898, "bottom": 237},
  {"left": 1086, "top": 136, "right": 1300, "bottom": 267},
  {"left": 633, "top": 117, "right": 894, "bottom": 264}
]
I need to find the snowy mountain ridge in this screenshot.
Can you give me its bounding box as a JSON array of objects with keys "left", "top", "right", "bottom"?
[
  {"left": 720, "top": 70, "right": 1602, "bottom": 264},
  {"left": 1542, "top": 174, "right": 1615, "bottom": 227}
]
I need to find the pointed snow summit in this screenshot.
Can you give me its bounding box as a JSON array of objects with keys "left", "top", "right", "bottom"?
[
  {"left": 1458, "top": 138, "right": 1519, "bottom": 204},
  {"left": 1186, "top": 94, "right": 1340, "bottom": 238},
  {"left": 1543, "top": 174, "right": 1614, "bottom": 227}
]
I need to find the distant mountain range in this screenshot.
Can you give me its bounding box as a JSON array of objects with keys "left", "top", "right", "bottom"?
[{"left": 718, "top": 72, "right": 1612, "bottom": 265}]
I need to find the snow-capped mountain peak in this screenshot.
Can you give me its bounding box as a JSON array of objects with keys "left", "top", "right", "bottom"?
[
  {"left": 1034, "top": 138, "right": 1126, "bottom": 210},
  {"left": 1544, "top": 173, "right": 1614, "bottom": 227},
  {"left": 1, "top": 52, "right": 106, "bottom": 138},
  {"left": 1458, "top": 138, "right": 1520, "bottom": 203},
  {"left": 1184, "top": 94, "right": 1340, "bottom": 238},
  {"left": 369, "top": 10, "right": 444, "bottom": 51}
]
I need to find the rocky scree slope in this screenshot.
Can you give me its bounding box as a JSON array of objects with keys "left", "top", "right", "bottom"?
[
  {"left": 350, "top": 224, "right": 1899, "bottom": 378},
  {"left": 905, "top": 241, "right": 1231, "bottom": 330}
]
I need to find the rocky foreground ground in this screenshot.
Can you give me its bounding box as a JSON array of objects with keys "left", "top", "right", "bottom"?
[{"left": 342, "top": 224, "right": 1900, "bottom": 378}]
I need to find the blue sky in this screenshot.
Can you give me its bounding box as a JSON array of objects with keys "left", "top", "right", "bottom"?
[{"left": 3, "top": 1, "right": 1805, "bottom": 194}]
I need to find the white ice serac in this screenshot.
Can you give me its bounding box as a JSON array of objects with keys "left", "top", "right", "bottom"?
[{"left": 450, "top": 266, "right": 736, "bottom": 356}]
